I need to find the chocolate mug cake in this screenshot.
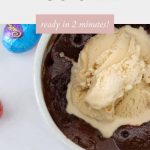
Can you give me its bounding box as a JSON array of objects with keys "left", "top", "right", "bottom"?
[{"left": 42, "top": 25, "right": 150, "bottom": 150}]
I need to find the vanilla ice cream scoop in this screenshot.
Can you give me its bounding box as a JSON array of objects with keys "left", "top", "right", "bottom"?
[{"left": 66, "top": 26, "right": 150, "bottom": 138}]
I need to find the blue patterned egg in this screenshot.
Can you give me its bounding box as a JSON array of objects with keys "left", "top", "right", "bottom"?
[{"left": 2, "top": 24, "right": 41, "bottom": 53}]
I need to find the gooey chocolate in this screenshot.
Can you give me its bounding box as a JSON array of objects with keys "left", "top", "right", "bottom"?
[{"left": 42, "top": 25, "right": 150, "bottom": 150}]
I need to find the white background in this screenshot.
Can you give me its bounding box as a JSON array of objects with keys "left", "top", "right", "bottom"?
[
  {"left": 0, "top": 0, "right": 149, "bottom": 149},
  {"left": 0, "top": 25, "right": 68, "bottom": 150},
  {"left": 0, "top": 0, "right": 150, "bottom": 23}
]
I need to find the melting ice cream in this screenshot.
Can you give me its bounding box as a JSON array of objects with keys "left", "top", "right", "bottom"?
[{"left": 66, "top": 26, "right": 150, "bottom": 138}]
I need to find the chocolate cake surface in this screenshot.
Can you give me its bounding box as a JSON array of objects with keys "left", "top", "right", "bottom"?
[{"left": 42, "top": 25, "right": 150, "bottom": 150}]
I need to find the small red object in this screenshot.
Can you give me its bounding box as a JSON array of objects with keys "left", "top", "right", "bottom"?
[{"left": 0, "top": 101, "right": 3, "bottom": 117}]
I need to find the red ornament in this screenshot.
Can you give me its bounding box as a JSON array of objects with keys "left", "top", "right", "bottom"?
[{"left": 0, "top": 101, "right": 3, "bottom": 117}]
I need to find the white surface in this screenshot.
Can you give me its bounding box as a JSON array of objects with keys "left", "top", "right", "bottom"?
[
  {"left": 0, "top": 0, "right": 150, "bottom": 24},
  {"left": 0, "top": 26, "right": 68, "bottom": 150}
]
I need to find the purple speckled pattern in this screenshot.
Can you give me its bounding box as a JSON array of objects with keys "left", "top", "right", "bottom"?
[{"left": 4, "top": 24, "right": 23, "bottom": 39}]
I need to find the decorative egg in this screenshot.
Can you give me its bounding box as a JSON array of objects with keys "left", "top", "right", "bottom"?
[
  {"left": 2, "top": 24, "right": 41, "bottom": 53},
  {"left": 0, "top": 101, "right": 3, "bottom": 118}
]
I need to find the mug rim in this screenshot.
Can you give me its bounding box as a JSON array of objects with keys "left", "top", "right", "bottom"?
[{"left": 33, "top": 34, "right": 84, "bottom": 150}]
